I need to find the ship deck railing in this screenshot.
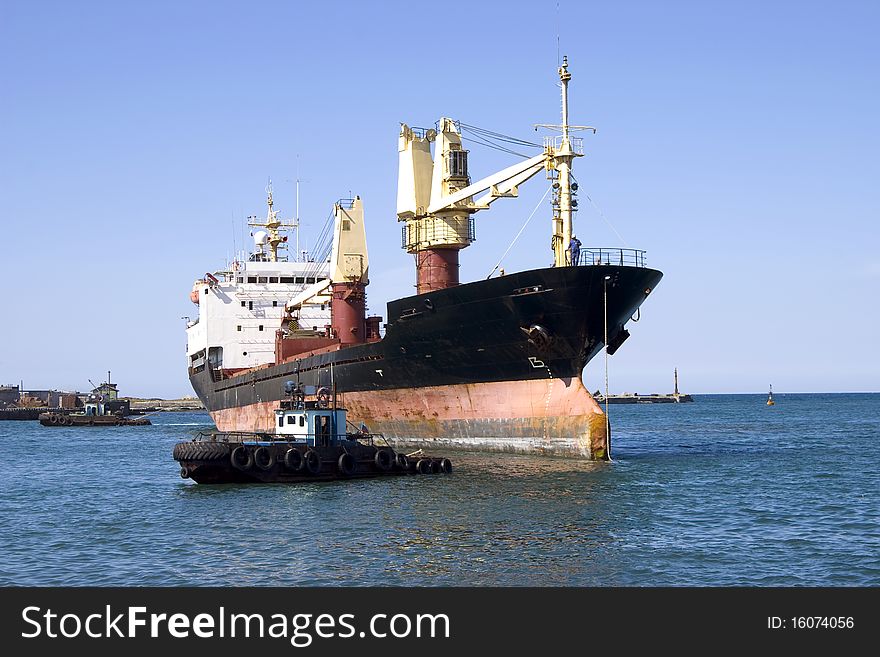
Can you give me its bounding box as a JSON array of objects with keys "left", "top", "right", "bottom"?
[
  {"left": 194, "top": 430, "right": 389, "bottom": 446},
  {"left": 544, "top": 135, "right": 585, "bottom": 155},
  {"left": 580, "top": 248, "right": 648, "bottom": 268}
]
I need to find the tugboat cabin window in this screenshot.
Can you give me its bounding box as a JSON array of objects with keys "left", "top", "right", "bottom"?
[
  {"left": 248, "top": 301, "right": 253, "bottom": 310},
  {"left": 286, "top": 415, "right": 296, "bottom": 425},
  {"left": 295, "top": 277, "right": 305, "bottom": 284},
  {"left": 317, "top": 415, "right": 331, "bottom": 446},
  {"left": 269, "top": 277, "right": 279, "bottom": 283},
  {"left": 259, "top": 325, "right": 264, "bottom": 331},
  {"left": 299, "top": 416, "right": 305, "bottom": 427},
  {"left": 241, "top": 301, "right": 246, "bottom": 307},
  {"left": 280, "top": 277, "right": 295, "bottom": 284},
  {"left": 247, "top": 277, "right": 257, "bottom": 283},
  {"left": 278, "top": 416, "right": 284, "bottom": 428},
  {"left": 258, "top": 277, "right": 268, "bottom": 284}
]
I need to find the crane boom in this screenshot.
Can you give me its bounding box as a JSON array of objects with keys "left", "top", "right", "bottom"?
[
  {"left": 396, "top": 56, "right": 587, "bottom": 294},
  {"left": 426, "top": 152, "right": 549, "bottom": 214}
]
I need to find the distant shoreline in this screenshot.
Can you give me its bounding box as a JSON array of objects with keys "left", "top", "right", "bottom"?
[{"left": 125, "top": 397, "right": 205, "bottom": 412}]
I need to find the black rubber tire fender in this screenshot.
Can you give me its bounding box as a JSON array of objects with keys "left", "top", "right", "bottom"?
[
  {"left": 49, "top": 414, "right": 59, "bottom": 425},
  {"left": 374, "top": 448, "right": 394, "bottom": 471},
  {"left": 416, "top": 459, "right": 432, "bottom": 475},
  {"left": 231, "top": 445, "right": 254, "bottom": 471},
  {"left": 284, "top": 448, "right": 303, "bottom": 471},
  {"left": 172, "top": 442, "right": 229, "bottom": 462},
  {"left": 338, "top": 452, "right": 356, "bottom": 476},
  {"left": 303, "top": 449, "right": 321, "bottom": 475},
  {"left": 254, "top": 446, "right": 275, "bottom": 471},
  {"left": 396, "top": 453, "right": 409, "bottom": 470},
  {"left": 171, "top": 442, "right": 188, "bottom": 461},
  {"left": 439, "top": 458, "right": 453, "bottom": 474}
]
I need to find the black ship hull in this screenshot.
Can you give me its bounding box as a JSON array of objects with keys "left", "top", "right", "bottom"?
[{"left": 189, "top": 264, "right": 662, "bottom": 459}]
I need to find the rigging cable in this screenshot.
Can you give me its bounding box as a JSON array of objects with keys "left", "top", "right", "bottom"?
[
  {"left": 302, "top": 208, "right": 335, "bottom": 281},
  {"left": 458, "top": 123, "right": 543, "bottom": 158},
  {"left": 458, "top": 122, "right": 543, "bottom": 147},
  {"left": 603, "top": 273, "right": 612, "bottom": 461},
  {"left": 486, "top": 185, "right": 553, "bottom": 279},
  {"left": 571, "top": 173, "right": 631, "bottom": 248},
  {"left": 460, "top": 131, "right": 532, "bottom": 158}
]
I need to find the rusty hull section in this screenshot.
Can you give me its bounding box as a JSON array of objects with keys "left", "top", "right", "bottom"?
[{"left": 210, "top": 376, "right": 609, "bottom": 460}]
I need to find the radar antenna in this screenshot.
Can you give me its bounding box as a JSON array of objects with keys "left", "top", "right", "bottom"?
[{"left": 247, "top": 177, "right": 298, "bottom": 262}]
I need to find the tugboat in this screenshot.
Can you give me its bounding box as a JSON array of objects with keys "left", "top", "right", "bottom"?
[
  {"left": 172, "top": 381, "right": 452, "bottom": 484},
  {"left": 39, "top": 390, "right": 151, "bottom": 427}
]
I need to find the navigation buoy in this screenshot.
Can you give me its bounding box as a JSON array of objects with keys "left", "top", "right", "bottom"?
[{"left": 767, "top": 384, "right": 775, "bottom": 406}]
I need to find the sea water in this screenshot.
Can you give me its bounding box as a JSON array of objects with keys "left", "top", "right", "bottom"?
[{"left": 1, "top": 393, "right": 877, "bottom": 586}]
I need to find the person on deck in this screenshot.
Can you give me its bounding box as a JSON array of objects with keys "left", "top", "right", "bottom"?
[{"left": 569, "top": 235, "right": 582, "bottom": 266}]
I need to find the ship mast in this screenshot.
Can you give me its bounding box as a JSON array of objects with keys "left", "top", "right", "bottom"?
[
  {"left": 247, "top": 180, "right": 296, "bottom": 262},
  {"left": 295, "top": 177, "right": 301, "bottom": 262},
  {"left": 557, "top": 57, "right": 574, "bottom": 266},
  {"left": 536, "top": 56, "right": 595, "bottom": 267}
]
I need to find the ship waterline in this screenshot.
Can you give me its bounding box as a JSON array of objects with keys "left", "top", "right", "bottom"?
[{"left": 207, "top": 376, "right": 608, "bottom": 459}]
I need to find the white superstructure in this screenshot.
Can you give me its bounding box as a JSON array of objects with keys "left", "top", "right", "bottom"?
[{"left": 186, "top": 186, "right": 331, "bottom": 373}]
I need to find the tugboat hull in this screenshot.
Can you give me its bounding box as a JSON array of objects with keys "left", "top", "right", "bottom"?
[
  {"left": 173, "top": 437, "right": 450, "bottom": 484},
  {"left": 38, "top": 412, "right": 151, "bottom": 427}
]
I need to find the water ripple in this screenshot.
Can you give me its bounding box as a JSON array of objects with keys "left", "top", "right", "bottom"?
[{"left": 1, "top": 395, "right": 879, "bottom": 586}]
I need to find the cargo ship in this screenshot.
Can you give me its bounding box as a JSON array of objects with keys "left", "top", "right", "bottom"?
[{"left": 186, "top": 58, "right": 663, "bottom": 460}]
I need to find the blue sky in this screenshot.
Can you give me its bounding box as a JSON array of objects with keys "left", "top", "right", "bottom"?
[{"left": 2, "top": 0, "right": 878, "bottom": 397}]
